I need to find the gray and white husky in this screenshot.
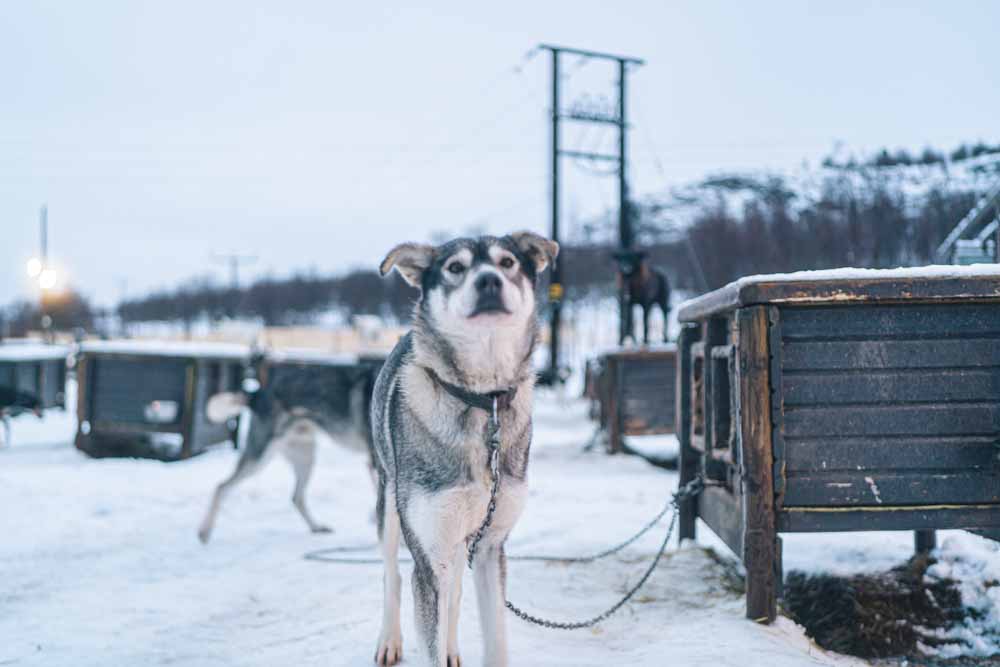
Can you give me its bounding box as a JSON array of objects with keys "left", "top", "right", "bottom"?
[
  {"left": 198, "top": 360, "right": 378, "bottom": 543},
  {"left": 372, "top": 231, "right": 558, "bottom": 667}
]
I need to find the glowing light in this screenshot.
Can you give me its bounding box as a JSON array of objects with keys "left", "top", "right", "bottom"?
[
  {"left": 27, "top": 257, "right": 42, "bottom": 277},
  {"left": 39, "top": 268, "right": 58, "bottom": 290}
]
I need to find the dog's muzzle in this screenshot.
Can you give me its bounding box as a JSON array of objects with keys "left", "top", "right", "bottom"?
[{"left": 471, "top": 272, "right": 508, "bottom": 316}]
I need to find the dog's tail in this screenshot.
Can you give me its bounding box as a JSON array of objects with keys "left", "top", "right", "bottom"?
[{"left": 206, "top": 392, "right": 247, "bottom": 423}]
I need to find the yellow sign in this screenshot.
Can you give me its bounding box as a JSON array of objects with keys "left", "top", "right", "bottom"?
[{"left": 548, "top": 283, "right": 564, "bottom": 301}]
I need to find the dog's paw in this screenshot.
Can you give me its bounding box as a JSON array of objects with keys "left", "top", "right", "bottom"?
[
  {"left": 447, "top": 653, "right": 462, "bottom": 667},
  {"left": 311, "top": 524, "right": 334, "bottom": 534},
  {"left": 374, "top": 632, "right": 402, "bottom": 665},
  {"left": 197, "top": 527, "right": 211, "bottom": 544}
]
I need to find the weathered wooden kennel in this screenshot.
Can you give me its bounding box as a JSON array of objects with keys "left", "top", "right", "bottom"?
[
  {"left": 0, "top": 343, "right": 69, "bottom": 410},
  {"left": 675, "top": 269, "right": 1000, "bottom": 623},
  {"left": 591, "top": 346, "right": 677, "bottom": 453},
  {"left": 75, "top": 341, "right": 248, "bottom": 460}
]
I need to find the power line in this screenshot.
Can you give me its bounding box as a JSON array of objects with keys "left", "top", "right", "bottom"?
[
  {"left": 632, "top": 98, "right": 710, "bottom": 293},
  {"left": 463, "top": 194, "right": 546, "bottom": 231},
  {"left": 383, "top": 49, "right": 545, "bottom": 175}
]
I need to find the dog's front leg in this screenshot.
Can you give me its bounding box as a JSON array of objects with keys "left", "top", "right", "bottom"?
[
  {"left": 411, "top": 547, "right": 451, "bottom": 667},
  {"left": 375, "top": 488, "right": 403, "bottom": 666},
  {"left": 446, "top": 547, "right": 464, "bottom": 666},
  {"left": 473, "top": 543, "right": 509, "bottom": 667},
  {"left": 405, "top": 492, "right": 465, "bottom": 667}
]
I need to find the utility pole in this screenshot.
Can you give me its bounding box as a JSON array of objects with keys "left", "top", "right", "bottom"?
[
  {"left": 40, "top": 205, "right": 48, "bottom": 266},
  {"left": 539, "top": 44, "right": 644, "bottom": 381},
  {"left": 38, "top": 205, "right": 52, "bottom": 341},
  {"left": 212, "top": 253, "right": 257, "bottom": 289},
  {"left": 546, "top": 47, "right": 563, "bottom": 386}
]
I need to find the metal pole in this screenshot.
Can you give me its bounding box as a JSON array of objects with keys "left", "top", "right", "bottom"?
[
  {"left": 536, "top": 43, "right": 643, "bottom": 351},
  {"left": 617, "top": 59, "right": 630, "bottom": 344},
  {"left": 40, "top": 205, "right": 48, "bottom": 263},
  {"left": 548, "top": 49, "right": 562, "bottom": 382},
  {"left": 39, "top": 204, "right": 50, "bottom": 342}
]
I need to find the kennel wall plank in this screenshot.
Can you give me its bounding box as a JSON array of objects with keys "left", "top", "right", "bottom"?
[
  {"left": 784, "top": 435, "right": 1000, "bottom": 472},
  {"left": 782, "top": 339, "right": 1000, "bottom": 370},
  {"left": 782, "top": 471, "right": 1000, "bottom": 507},
  {"left": 697, "top": 484, "right": 742, "bottom": 555},
  {"left": 782, "top": 369, "right": 1000, "bottom": 406},
  {"left": 782, "top": 403, "right": 1000, "bottom": 438},
  {"left": 779, "top": 303, "right": 1000, "bottom": 339},
  {"left": 778, "top": 505, "right": 1000, "bottom": 533}
]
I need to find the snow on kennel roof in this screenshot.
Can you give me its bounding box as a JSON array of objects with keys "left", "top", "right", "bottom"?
[
  {"left": 0, "top": 342, "right": 71, "bottom": 361},
  {"left": 79, "top": 340, "right": 250, "bottom": 359},
  {"left": 678, "top": 263, "right": 1000, "bottom": 321}
]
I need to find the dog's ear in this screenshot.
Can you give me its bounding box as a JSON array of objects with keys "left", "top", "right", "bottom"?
[
  {"left": 379, "top": 243, "right": 435, "bottom": 288},
  {"left": 511, "top": 231, "right": 559, "bottom": 273}
]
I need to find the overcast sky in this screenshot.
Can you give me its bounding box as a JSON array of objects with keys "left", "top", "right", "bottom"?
[{"left": 2, "top": 1, "right": 997, "bottom": 306}]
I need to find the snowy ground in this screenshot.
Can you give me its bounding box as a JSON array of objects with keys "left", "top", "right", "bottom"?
[{"left": 1, "top": 386, "right": 997, "bottom": 666}]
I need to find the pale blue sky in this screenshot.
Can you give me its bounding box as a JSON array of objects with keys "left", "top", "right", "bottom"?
[{"left": 1, "top": 1, "right": 997, "bottom": 305}]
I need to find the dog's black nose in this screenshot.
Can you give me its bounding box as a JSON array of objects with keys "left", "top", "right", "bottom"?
[{"left": 475, "top": 272, "right": 502, "bottom": 295}]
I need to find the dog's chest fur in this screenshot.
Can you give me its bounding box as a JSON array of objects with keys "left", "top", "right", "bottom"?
[
  {"left": 398, "top": 362, "right": 531, "bottom": 482},
  {"left": 377, "top": 345, "right": 533, "bottom": 541}
]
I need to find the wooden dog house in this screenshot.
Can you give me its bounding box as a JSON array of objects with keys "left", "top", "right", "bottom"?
[
  {"left": 0, "top": 342, "right": 69, "bottom": 411},
  {"left": 590, "top": 346, "right": 676, "bottom": 454},
  {"left": 675, "top": 267, "right": 1000, "bottom": 622},
  {"left": 75, "top": 341, "right": 247, "bottom": 460}
]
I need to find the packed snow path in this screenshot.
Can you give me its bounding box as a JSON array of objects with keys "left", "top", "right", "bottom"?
[{"left": 3, "top": 388, "right": 985, "bottom": 666}]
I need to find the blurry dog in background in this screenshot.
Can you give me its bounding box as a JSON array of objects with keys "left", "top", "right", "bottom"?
[
  {"left": 621, "top": 255, "right": 672, "bottom": 344},
  {"left": 197, "top": 360, "right": 378, "bottom": 543}
]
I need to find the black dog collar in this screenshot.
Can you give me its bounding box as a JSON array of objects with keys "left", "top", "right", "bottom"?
[{"left": 423, "top": 367, "right": 517, "bottom": 412}]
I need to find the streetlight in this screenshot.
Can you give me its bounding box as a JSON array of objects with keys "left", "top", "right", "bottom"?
[
  {"left": 39, "top": 268, "right": 58, "bottom": 291},
  {"left": 29, "top": 205, "right": 59, "bottom": 341}
]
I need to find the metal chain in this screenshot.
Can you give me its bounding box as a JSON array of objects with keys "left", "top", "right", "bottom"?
[
  {"left": 466, "top": 396, "right": 502, "bottom": 569},
  {"left": 303, "top": 478, "right": 706, "bottom": 567},
  {"left": 304, "top": 395, "right": 711, "bottom": 631},
  {"left": 505, "top": 509, "right": 677, "bottom": 629},
  {"left": 511, "top": 496, "right": 672, "bottom": 564},
  {"left": 503, "top": 477, "right": 705, "bottom": 630},
  {"left": 303, "top": 493, "right": 676, "bottom": 566}
]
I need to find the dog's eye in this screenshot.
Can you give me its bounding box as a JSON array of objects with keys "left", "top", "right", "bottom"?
[
  {"left": 447, "top": 262, "right": 465, "bottom": 275},
  {"left": 499, "top": 257, "right": 515, "bottom": 269}
]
